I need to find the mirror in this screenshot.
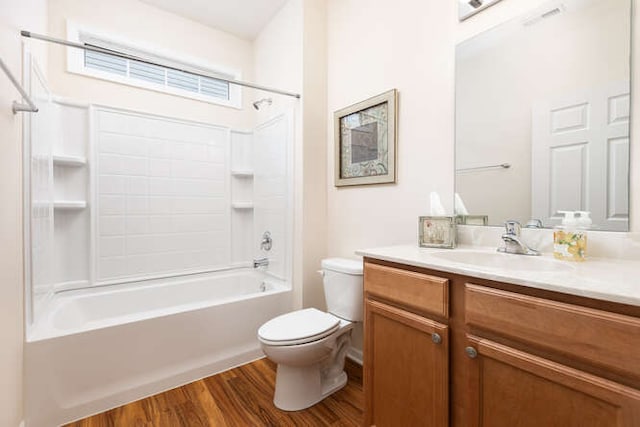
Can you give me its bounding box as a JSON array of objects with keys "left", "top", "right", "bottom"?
[
  {"left": 458, "top": 0, "right": 504, "bottom": 22},
  {"left": 455, "top": 0, "right": 631, "bottom": 231}
]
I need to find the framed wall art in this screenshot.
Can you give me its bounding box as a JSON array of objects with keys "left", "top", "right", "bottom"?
[{"left": 334, "top": 89, "right": 397, "bottom": 187}]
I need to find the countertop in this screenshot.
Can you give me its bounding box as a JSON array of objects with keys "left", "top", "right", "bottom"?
[{"left": 356, "top": 245, "right": 640, "bottom": 307}]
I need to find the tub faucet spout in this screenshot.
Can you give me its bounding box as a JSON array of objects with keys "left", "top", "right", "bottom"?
[{"left": 253, "top": 257, "right": 269, "bottom": 268}]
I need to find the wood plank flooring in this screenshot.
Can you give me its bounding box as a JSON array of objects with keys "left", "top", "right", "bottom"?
[{"left": 65, "top": 358, "right": 363, "bottom": 427}]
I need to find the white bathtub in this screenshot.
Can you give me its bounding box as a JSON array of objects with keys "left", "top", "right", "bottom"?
[{"left": 25, "top": 269, "right": 292, "bottom": 427}]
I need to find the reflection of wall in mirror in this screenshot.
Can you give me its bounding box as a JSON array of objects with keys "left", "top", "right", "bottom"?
[{"left": 455, "top": 0, "right": 629, "bottom": 228}]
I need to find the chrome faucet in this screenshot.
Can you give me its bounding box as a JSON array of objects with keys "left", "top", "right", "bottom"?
[
  {"left": 253, "top": 257, "right": 269, "bottom": 268},
  {"left": 525, "top": 218, "right": 543, "bottom": 228},
  {"left": 498, "top": 220, "right": 540, "bottom": 256},
  {"left": 260, "top": 231, "right": 272, "bottom": 251}
]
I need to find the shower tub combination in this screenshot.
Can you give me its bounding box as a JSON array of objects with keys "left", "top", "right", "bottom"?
[
  {"left": 25, "top": 269, "right": 291, "bottom": 427},
  {"left": 22, "top": 46, "right": 296, "bottom": 425}
]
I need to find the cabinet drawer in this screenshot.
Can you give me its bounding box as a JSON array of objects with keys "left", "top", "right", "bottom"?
[
  {"left": 465, "top": 283, "right": 640, "bottom": 378},
  {"left": 364, "top": 262, "right": 449, "bottom": 317}
]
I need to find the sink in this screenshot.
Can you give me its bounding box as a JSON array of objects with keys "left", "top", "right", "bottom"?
[{"left": 430, "top": 250, "right": 573, "bottom": 272}]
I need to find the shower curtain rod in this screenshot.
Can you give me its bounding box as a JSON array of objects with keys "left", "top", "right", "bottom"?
[
  {"left": 0, "top": 56, "right": 39, "bottom": 113},
  {"left": 20, "top": 30, "right": 302, "bottom": 99}
]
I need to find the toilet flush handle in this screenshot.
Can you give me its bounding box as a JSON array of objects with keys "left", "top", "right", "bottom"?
[{"left": 317, "top": 270, "right": 325, "bottom": 277}]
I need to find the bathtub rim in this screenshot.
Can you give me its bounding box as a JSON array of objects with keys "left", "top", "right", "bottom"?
[{"left": 27, "top": 268, "right": 291, "bottom": 343}]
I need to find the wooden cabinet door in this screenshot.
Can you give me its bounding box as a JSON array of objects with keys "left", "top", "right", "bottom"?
[
  {"left": 465, "top": 335, "right": 640, "bottom": 427},
  {"left": 364, "top": 299, "right": 449, "bottom": 427}
]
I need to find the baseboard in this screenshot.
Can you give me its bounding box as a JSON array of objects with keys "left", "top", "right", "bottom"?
[{"left": 347, "top": 347, "right": 363, "bottom": 365}]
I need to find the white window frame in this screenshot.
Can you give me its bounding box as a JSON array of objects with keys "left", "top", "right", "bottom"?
[{"left": 66, "top": 21, "right": 242, "bottom": 109}]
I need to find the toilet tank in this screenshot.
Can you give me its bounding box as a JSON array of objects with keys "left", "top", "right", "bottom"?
[{"left": 321, "top": 258, "right": 363, "bottom": 321}]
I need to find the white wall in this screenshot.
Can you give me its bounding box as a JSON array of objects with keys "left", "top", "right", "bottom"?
[
  {"left": 300, "top": 0, "right": 328, "bottom": 310},
  {"left": 326, "top": 0, "right": 640, "bottom": 262},
  {"left": 327, "top": 0, "right": 457, "bottom": 258},
  {"left": 47, "top": 0, "right": 254, "bottom": 128},
  {"left": 0, "top": 1, "right": 47, "bottom": 425}
]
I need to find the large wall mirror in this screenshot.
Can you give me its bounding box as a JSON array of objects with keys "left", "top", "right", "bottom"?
[{"left": 455, "top": 0, "right": 631, "bottom": 231}]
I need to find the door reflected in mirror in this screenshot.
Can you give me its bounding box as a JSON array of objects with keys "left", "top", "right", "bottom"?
[{"left": 455, "top": 0, "right": 631, "bottom": 231}]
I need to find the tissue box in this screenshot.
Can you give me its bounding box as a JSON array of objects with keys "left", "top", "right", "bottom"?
[{"left": 418, "top": 216, "right": 457, "bottom": 249}]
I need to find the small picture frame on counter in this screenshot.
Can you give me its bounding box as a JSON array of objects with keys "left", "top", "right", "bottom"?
[{"left": 418, "top": 216, "right": 457, "bottom": 249}]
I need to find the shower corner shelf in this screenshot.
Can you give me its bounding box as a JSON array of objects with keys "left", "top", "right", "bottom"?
[
  {"left": 53, "top": 200, "right": 87, "bottom": 210},
  {"left": 231, "top": 201, "right": 254, "bottom": 210},
  {"left": 231, "top": 170, "right": 254, "bottom": 178},
  {"left": 53, "top": 154, "right": 87, "bottom": 167}
]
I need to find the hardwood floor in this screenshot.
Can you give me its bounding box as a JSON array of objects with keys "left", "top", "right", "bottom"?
[{"left": 65, "top": 358, "right": 363, "bottom": 427}]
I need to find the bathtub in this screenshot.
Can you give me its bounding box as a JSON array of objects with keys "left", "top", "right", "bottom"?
[{"left": 25, "top": 269, "right": 292, "bottom": 427}]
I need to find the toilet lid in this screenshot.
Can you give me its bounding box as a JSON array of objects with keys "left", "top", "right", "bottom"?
[{"left": 258, "top": 308, "right": 340, "bottom": 345}]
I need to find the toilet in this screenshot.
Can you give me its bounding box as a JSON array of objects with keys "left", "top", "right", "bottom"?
[{"left": 258, "top": 258, "right": 363, "bottom": 411}]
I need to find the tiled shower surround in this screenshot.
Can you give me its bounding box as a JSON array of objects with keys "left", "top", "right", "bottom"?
[{"left": 96, "top": 109, "right": 231, "bottom": 282}]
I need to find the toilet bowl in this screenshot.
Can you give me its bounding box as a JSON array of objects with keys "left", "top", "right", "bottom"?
[{"left": 258, "top": 258, "right": 363, "bottom": 411}]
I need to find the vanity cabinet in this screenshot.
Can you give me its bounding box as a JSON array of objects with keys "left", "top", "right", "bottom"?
[
  {"left": 363, "top": 258, "right": 640, "bottom": 427},
  {"left": 363, "top": 263, "right": 450, "bottom": 427},
  {"left": 465, "top": 336, "right": 640, "bottom": 427}
]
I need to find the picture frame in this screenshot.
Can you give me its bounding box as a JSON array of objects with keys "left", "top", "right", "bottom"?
[
  {"left": 418, "top": 216, "right": 457, "bottom": 249},
  {"left": 334, "top": 89, "right": 397, "bottom": 187}
]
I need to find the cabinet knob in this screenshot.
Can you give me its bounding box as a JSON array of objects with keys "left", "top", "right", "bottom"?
[
  {"left": 465, "top": 346, "right": 478, "bottom": 359},
  {"left": 431, "top": 333, "right": 442, "bottom": 344}
]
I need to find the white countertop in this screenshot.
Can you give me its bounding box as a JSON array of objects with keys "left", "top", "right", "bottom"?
[{"left": 356, "top": 245, "right": 640, "bottom": 307}]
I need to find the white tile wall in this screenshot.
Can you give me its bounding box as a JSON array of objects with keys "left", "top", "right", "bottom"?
[
  {"left": 95, "top": 110, "right": 230, "bottom": 282},
  {"left": 253, "top": 114, "right": 291, "bottom": 280}
]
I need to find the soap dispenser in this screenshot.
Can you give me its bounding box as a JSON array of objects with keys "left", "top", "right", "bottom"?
[
  {"left": 553, "top": 211, "right": 587, "bottom": 261},
  {"left": 575, "top": 211, "right": 593, "bottom": 229}
]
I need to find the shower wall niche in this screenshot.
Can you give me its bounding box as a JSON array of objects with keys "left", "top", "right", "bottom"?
[
  {"left": 26, "top": 56, "right": 92, "bottom": 306},
  {"left": 51, "top": 101, "right": 90, "bottom": 290},
  {"left": 230, "top": 130, "right": 255, "bottom": 265}
]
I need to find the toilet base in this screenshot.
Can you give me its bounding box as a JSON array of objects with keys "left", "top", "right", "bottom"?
[
  {"left": 322, "top": 371, "right": 347, "bottom": 396},
  {"left": 261, "top": 315, "right": 355, "bottom": 411},
  {"left": 273, "top": 364, "right": 348, "bottom": 411}
]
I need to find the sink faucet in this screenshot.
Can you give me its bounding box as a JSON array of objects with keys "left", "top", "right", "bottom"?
[
  {"left": 498, "top": 220, "right": 540, "bottom": 256},
  {"left": 253, "top": 257, "right": 269, "bottom": 268},
  {"left": 525, "top": 219, "right": 543, "bottom": 228}
]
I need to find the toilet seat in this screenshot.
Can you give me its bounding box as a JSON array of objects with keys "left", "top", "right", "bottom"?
[{"left": 258, "top": 308, "right": 341, "bottom": 346}]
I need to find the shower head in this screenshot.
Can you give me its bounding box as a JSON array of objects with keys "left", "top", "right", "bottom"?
[{"left": 253, "top": 98, "right": 273, "bottom": 110}]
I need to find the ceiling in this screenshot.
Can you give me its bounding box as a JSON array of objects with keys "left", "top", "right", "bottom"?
[{"left": 141, "top": 0, "right": 289, "bottom": 40}]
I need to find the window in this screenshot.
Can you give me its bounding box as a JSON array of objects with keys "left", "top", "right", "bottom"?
[{"left": 67, "top": 22, "right": 240, "bottom": 108}]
